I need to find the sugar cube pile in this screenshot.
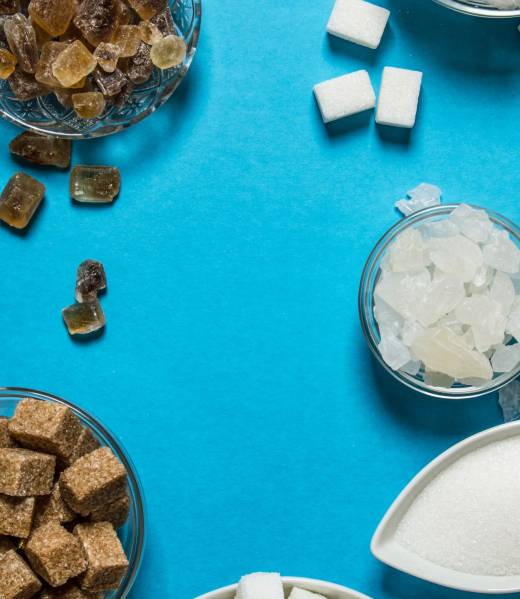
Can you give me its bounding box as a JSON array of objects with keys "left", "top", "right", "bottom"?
[
  {"left": 376, "top": 67, "right": 423, "bottom": 128},
  {"left": 235, "top": 573, "right": 328, "bottom": 599},
  {"left": 327, "top": 0, "right": 390, "bottom": 49},
  {"left": 314, "top": 70, "right": 376, "bottom": 123},
  {"left": 396, "top": 436, "right": 520, "bottom": 576}
]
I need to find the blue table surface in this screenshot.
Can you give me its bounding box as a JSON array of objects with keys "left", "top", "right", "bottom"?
[{"left": 1, "top": 0, "right": 520, "bottom": 597}]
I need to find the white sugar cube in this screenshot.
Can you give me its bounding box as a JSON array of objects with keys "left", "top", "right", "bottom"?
[
  {"left": 327, "top": 0, "right": 390, "bottom": 49},
  {"left": 314, "top": 70, "right": 376, "bottom": 123},
  {"left": 289, "top": 588, "right": 327, "bottom": 599},
  {"left": 236, "top": 573, "right": 284, "bottom": 599},
  {"left": 376, "top": 66, "right": 423, "bottom": 128}
]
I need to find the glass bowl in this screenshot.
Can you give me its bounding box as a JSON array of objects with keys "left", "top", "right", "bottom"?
[
  {"left": 0, "top": 0, "right": 202, "bottom": 139},
  {"left": 433, "top": 0, "right": 520, "bottom": 17},
  {"left": 0, "top": 386, "right": 145, "bottom": 598},
  {"left": 358, "top": 204, "right": 520, "bottom": 400}
]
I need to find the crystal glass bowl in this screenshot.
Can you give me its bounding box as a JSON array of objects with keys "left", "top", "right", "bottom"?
[
  {"left": 0, "top": 0, "right": 201, "bottom": 139},
  {"left": 433, "top": 0, "right": 520, "bottom": 17},
  {"left": 358, "top": 204, "right": 520, "bottom": 400},
  {"left": 0, "top": 387, "right": 146, "bottom": 598}
]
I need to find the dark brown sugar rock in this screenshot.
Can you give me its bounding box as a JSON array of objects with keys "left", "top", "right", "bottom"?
[
  {"left": 150, "top": 6, "right": 174, "bottom": 35},
  {"left": 9, "top": 399, "right": 83, "bottom": 462},
  {"left": 9, "top": 69, "right": 49, "bottom": 100},
  {"left": 33, "top": 482, "right": 75, "bottom": 528},
  {"left": 93, "top": 67, "right": 126, "bottom": 97},
  {"left": 0, "top": 494, "right": 35, "bottom": 537},
  {"left": 4, "top": 13, "right": 38, "bottom": 73},
  {"left": 126, "top": 41, "right": 152, "bottom": 84},
  {"left": 38, "top": 583, "right": 103, "bottom": 598},
  {"left": 60, "top": 447, "right": 127, "bottom": 516},
  {"left": 75, "top": 260, "right": 107, "bottom": 304},
  {"left": 66, "top": 426, "right": 100, "bottom": 466},
  {"left": 9, "top": 132, "right": 71, "bottom": 169},
  {"left": 26, "top": 521, "right": 87, "bottom": 587},
  {"left": 74, "top": 522, "right": 128, "bottom": 591},
  {"left": 127, "top": 0, "right": 166, "bottom": 20},
  {"left": 62, "top": 301, "right": 106, "bottom": 336},
  {"left": 0, "top": 417, "right": 18, "bottom": 448},
  {"left": 73, "top": 0, "right": 121, "bottom": 47},
  {"left": 0, "top": 448, "right": 55, "bottom": 496},
  {"left": 0, "top": 535, "right": 16, "bottom": 554},
  {"left": 89, "top": 492, "right": 129, "bottom": 529},
  {"left": 0, "top": 172, "right": 45, "bottom": 229},
  {"left": 0, "top": 0, "right": 20, "bottom": 15},
  {"left": 0, "top": 549, "right": 42, "bottom": 599}
]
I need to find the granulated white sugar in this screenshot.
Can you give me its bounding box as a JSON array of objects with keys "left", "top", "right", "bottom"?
[
  {"left": 396, "top": 436, "right": 520, "bottom": 576},
  {"left": 326, "top": 0, "right": 390, "bottom": 49},
  {"left": 376, "top": 66, "right": 423, "bottom": 128}
]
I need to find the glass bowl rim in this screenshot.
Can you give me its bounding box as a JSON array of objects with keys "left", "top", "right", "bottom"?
[
  {"left": 433, "top": 0, "right": 520, "bottom": 17},
  {"left": 358, "top": 203, "right": 520, "bottom": 400},
  {"left": 0, "top": 0, "right": 202, "bottom": 140},
  {"left": 0, "top": 386, "right": 146, "bottom": 598}
]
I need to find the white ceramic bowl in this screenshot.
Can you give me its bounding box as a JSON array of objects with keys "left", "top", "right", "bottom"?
[
  {"left": 195, "top": 577, "right": 372, "bottom": 599},
  {"left": 371, "top": 421, "right": 520, "bottom": 594}
]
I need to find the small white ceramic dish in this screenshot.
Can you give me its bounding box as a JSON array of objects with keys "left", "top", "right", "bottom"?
[
  {"left": 194, "top": 576, "right": 373, "bottom": 599},
  {"left": 371, "top": 420, "right": 520, "bottom": 594}
]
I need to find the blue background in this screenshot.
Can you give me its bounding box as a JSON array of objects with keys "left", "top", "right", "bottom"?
[{"left": 1, "top": 0, "right": 520, "bottom": 597}]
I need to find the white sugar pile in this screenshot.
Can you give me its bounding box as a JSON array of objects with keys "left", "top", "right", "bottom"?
[{"left": 396, "top": 437, "right": 520, "bottom": 576}]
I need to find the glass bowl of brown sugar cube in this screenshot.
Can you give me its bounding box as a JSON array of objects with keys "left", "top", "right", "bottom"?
[
  {"left": 0, "top": 0, "right": 201, "bottom": 138},
  {"left": 0, "top": 387, "right": 145, "bottom": 599}
]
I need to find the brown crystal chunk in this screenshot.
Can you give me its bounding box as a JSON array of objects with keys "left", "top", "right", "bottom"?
[
  {"left": 35, "top": 40, "right": 66, "bottom": 87},
  {"left": 0, "top": 172, "right": 45, "bottom": 229},
  {"left": 0, "top": 550, "right": 42, "bottom": 599},
  {"left": 138, "top": 19, "right": 162, "bottom": 45},
  {"left": 4, "top": 13, "right": 38, "bottom": 73},
  {"left": 93, "top": 66, "right": 126, "bottom": 96},
  {"left": 28, "top": 0, "right": 75, "bottom": 36},
  {"left": 126, "top": 41, "right": 152, "bottom": 84},
  {"left": 72, "top": 91, "right": 105, "bottom": 119},
  {"left": 33, "top": 482, "right": 75, "bottom": 528},
  {"left": 9, "top": 68, "right": 47, "bottom": 99},
  {"left": 112, "top": 76, "right": 133, "bottom": 107},
  {"left": 93, "top": 41, "right": 120, "bottom": 73},
  {"left": 0, "top": 47, "right": 16, "bottom": 78},
  {"left": 62, "top": 301, "right": 105, "bottom": 336},
  {"left": 112, "top": 24, "right": 140, "bottom": 57},
  {"left": 150, "top": 34, "right": 185, "bottom": 69},
  {"left": 9, "top": 131, "right": 71, "bottom": 168},
  {"left": 89, "top": 492, "right": 129, "bottom": 528},
  {"left": 73, "top": 0, "right": 121, "bottom": 47},
  {"left": 150, "top": 6, "right": 174, "bottom": 36},
  {"left": 74, "top": 522, "right": 128, "bottom": 591},
  {"left": 127, "top": 0, "right": 166, "bottom": 20},
  {"left": 0, "top": 448, "right": 55, "bottom": 497},
  {"left": 0, "top": 0, "right": 20, "bottom": 15},
  {"left": 31, "top": 20, "right": 52, "bottom": 47},
  {"left": 70, "top": 165, "right": 120, "bottom": 203},
  {"left": 52, "top": 40, "right": 96, "bottom": 88},
  {"left": 53, "top": 87, "right": 73, "bottom": 107},
  {"left": 0, "top": 494, "right": 35, "bottom": 537},
  {"left": 26, "top": 521, "right": 88, "bottom": 587},
  {"left": 75, "top": 259, "right": 106, "bottom": 303}
]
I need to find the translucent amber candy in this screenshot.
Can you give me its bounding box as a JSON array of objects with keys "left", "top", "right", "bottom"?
[
  {"left": 127, "top": 0, "right": 166, "bottom": 20},
  {"left": 127, "top": 42, "right": 152, "bottom": 84},
  {"left": 72, "top": 91, "right": 106, "bottom": 119},
  {"left": 52, "top": 40, "right": 96, "bottom": 87},
  {"left": 0, "top": 47, "right": 16, "bottom": 79},
  {"left": 93, "top": 42, "right": 121, "bottom": 73},
  {"left": 73, "top": 0, "right": 121, "bottom": 46},
  {"left": 9, "top": 131, "right": 71, "bottom": 168},
  {"left": 150, "top": 6, "right": 174, "bottom": 36},
  {"left": 0, "top": 172, "right": 45, "bottom": 229},
  {"left": 35, "top": 40, "right": 66, "bottom": 87},
  {"left": 150, "top": 34, "right": 185, "bottom": 69},
  {"left": 112, "top": 24, "right": 140, "bottom": 57},
  {"left": 0, "top": 0, "right": 19, "bottom": 15},
  {"left": 62, "top": 300, "right": 105, "bottom": 335},
  {"left": 93, "top": 67, "right": 126, "bottom": 96},
  {"left": 4, "top": 13, "right": 38, "bottom": 73},
  {"left": 28, "top": 0, "right": 75, "bottom": 36},
  {"left": 70, "top": 165, "right": 121, "bottom": 203},
  {"left": 138, "top": 20, "right": 162, "bottom": 45},
  {"left": 75, "top": 260, "right": 107, "bottom": 303},
  {"left": 9, "top": 68, "right": 48, "bottom": 100}
]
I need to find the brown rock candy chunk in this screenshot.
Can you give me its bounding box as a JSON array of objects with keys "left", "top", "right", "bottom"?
[
  {"left": 9, "top": 68, "right": 48, "bottom": 100},
  {"left": 138, "top": 19, "right": 161, "bottom": 45},
  {"left": 0, "top": 448, "right": 55, "bottom": 496},
  {"left": 0, "top": 47, "right": 17, "bottom": 78},
  {"left": 74, "top": 522, "right": 129, "bottom": 591},
  {"left": 60, "top": 446, "right": 127, "bottom": 516},
  {"left": 26, "top": 521, "right": 87, "bottom": 587},
  {"left": 127, "top": 41, "right": 152, "bottom": 84},
  {"left": 75, "top": 259, "right": 107, "bottom": 303},
  {"left": 35, "top": 40, "right": 67, "bottom": 88},
  {"left": 9, "top": 398, "right": 83, "bottom": 462},
  {"left": 128, "top": 0, "right": 166, "bottom": 20},
  {"left": 28, "top": 0, "right": 75, "bottom": 36},
  {"left": 0, "top": 494, "right": 35, "bottom": 537},
  {"left": 73, "top": 0, "right": 121, "bottom": 46},
  {"left": 72, "top": 91, "right": 106, "bottom": 119},
  {"left": 150, "top": 6, "right": 174, "bottom": 36},
  {"left": 9, "top": 131, "right": 71, "bottom": 168},
  {"left": 0, "top": 0, "right": 19, "bottom": 15},
  {"left": 0, "top": 417, "right": 18, "bottom": 448},
  {"left": 62, "top": 300, "right": 106, "bottom": 336},
  {"left": 0, "top": 172, "right": 45, "bottom": 229},
  {"left": 52, "top": 40, "right": 96, "bottom": 88},
  {"left": 112, "top": 24, "right": 140, "bottom": 57},
  {"left": 70, "top": 165, "right": 120, "bottom": 203},
  {"left": 150, "top": 34, "right": 185, "bottom": 69},
  {"left": 0, "top": 549, "right": 42, "bottom": 598},
  {"left": 33, "top": 482, "right": 75, "bottom": 528},
  {"left": 4, "top": 13, "right": 38, "bottom": 73},
  {"left": 93, "top": 42, "right": 120, "bottom": 73},
  {"left": 93, "top": 67, "right": 127, "bottom": 96},
  {"left": 89, "top": 492, "right": 130, "bottom": 529}
]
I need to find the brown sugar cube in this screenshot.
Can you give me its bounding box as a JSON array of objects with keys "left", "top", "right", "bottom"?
[
  {"left": 38, "top": 583, "right": 103, "bottom": 598},
  {"left": 74, "top": 522, "right": 128, "bottom": 591},
  {"left": 0, "top": 417, "right": 18, "bottom": 448},
  {"left": 89, "top": 492, "right": 129, "bottom": 529},
  {"left": 60, "top": 447, "right": 127, "bottom": 516},
  {"left": 0, "top": 535, "right": 16, "bottom": 554},
  {"left": 9, "top": 399, "right": 82, "bottom": 462},
  {"left": 33, "top": 483, "right": 76, "bottom": 528},
  {"left": 0, "top": 549, "right": 42, "bottom": 599},
  {"left": 0, "top": 494, "right": 35, "bottom": 537},
  {"left": 0, "top": 448, "right": 55, "bottom": 497},
  {"left": 26, "top": 521, "right": 87, "bottom": 587},
  {"left": 66, "top": 427, "right": 100, "bottom": 466}
]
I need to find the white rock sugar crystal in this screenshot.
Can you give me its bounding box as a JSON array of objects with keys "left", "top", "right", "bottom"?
[
  {"left": 395, "top": 436, "right": 520, "bottom": 576},
  {"left": 326, "top": 0, "right": 390, "bottom": 50},
  {"left": 373, "top": 203, "right": 520, "bottom": 386},
  {"left": 236, "top": 573, "right": 284, "bottom": 599},
  {"left": 499, "top": 381, "right": 520, "bottom": 422},
  {"left": 288, "top": 589, "right": 327, "bottom": 599},
  {"left": 395, "top": 183, "right": 441, "bottom": 217}
]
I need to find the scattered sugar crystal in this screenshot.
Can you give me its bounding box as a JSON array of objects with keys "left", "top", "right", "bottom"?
[
  {"left": 428, "top": 235, "right": 483, "bottom": 283},
  {"left": 490, "top": 271, "right": 515, "bottom": 316},
  {"left": 424, "top": 370, "right": 454, "bottom": 388},
  {"left": 313, "top": 70, "right": 375, "bottom": 124},
  {"left": 491, "top": 344, "right": 520, "bottom": 373},
  {"left": 449, "top": 204, "right": 493, "bottom": 244},
  {"left": 326, "top": 0, "right": 390, "bottom": 49},
  {"left": 376, "top": 66, "right": 423, "bottom": 129},
  {"left": 396, "top": 436, "right": 520, "bottom": 575},
  {"left": 388, "top": 228, "right": 427, "bottom": 272},
  {"left": 455, "top": 296, "right": 506, "bottom": 352},
  {"left": 378, "top": 330, "right": 411, "bottom": 370},
  {"left": 236, "top": 573, "right": 284, "bottom": 599},
  {"left": 483, "top": 229, "right": 520, "bottom": 274},
  {"left": 395, "top": 183, "right": 441, "bottom": 217},
  {"left": 289, "top": 589, "right": 327, "bottom": 599},
  {"left": 499, "top": 381, "right": 520, "bottom": 422},
  {"left": 375, "top": 269, "right": 431, "bottom": 320}
]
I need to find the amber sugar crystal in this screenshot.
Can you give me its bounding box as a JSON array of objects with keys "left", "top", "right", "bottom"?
[
  {"left": 4, "top": 13, "right": 38, "bottom": 73},
  {"left": 112, "top": 24, "right": 140, "bottom": 57},
  {"left": 62, "top": 301, "right": 106, "bottom": 336},
  {"left": 52, "top": 40, "right": 96, "bottom": 88},
  {"left": 75, "top": 259, "right": 107, "bottom": 303},
  {"left": 9, "top": 67, "right": 48, "bottom": 99},
  {"left": 0, "top": 0, "right": 20, "bottom": 15},
  {"left": 150, "top": 34, "right": 185, "bottom": 69},
  {"left": 72, "top": 91, "right": 106, "bottom": 119},
  {"left": 35, "top": 40, "right": 67, "bottom": 87},
  {"left": 138, "top": 19, "right": 162, "bottom": 45},
  {"left": 93, "top": 41, "right": 121, "bottom": 73},
  {"left": 0, "top": 47, "right": 16, "bottom": 78},
  {"left": 70, "top": 165, "right": 121, "bottom": 203},
  {"left": 28, "top": 0, "right": 75, "bottom": 37},
  {"left": 127, "top": 0, "right": 166, "bottom": 20},
  {"left": 9, "top": 131, "right": 72, "bottom": 168},
  {"left": 73, "top": 0, "right": 121, "bottom": 47},
  {"left": 0, "top": 171, "right": 45, "bottom": 229}
]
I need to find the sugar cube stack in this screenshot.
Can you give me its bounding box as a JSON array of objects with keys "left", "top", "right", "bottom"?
[
  {"left": 327, "top": 0, "right": 390, "bottom": 49},
  {"left": 236, "top": 572, "right": 284, "bottom": 599},
  {"left": 314, "top": 70, "right": 376, "bottom": 123},
  {"left": 376, "top": 66, "right": 423, "bottom": 128}
]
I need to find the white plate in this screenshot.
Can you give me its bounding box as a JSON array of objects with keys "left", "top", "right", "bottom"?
[{"left": 371, "top": 420, "right": 520, "bottom": 594}]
